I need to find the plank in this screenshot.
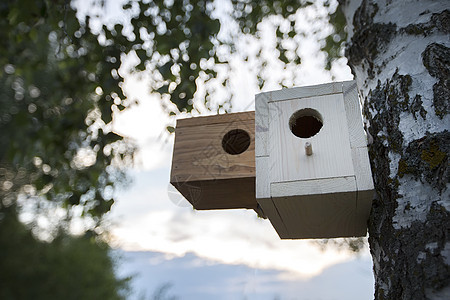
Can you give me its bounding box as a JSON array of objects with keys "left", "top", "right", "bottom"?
[
  {"left": 354, "top": 189, "right": 374, "bottom": 236},
  {"left": 172, "top": 177, "right": 257, "bottom": 210},
  {"left": 351, "top": 147, "right": 375, "bottom": 191},
  {"left": 255, "top": 92, "right": 271, "bottom": 157},
  {"left": 270, "top": 82, "right": 343, "bottom": 103},
  {"left": 343, "top": 81, "right": 367, "bottom": 148},
  {"left": 255, "top": 156, "right": 270, "bottom": 199},
  {"left": 271, "top": 176, "right": 357, "bottom": 198},
  {"left": 272, "top": 191, "right": 357, "bottom": 239},
  {"left": 176, "top": 111, "right": 254, "bottom": 127}
]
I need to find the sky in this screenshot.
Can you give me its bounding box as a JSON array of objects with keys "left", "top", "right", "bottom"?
[
  {"left": 79, "top": 0, "right": 376, "bottom": 298},
  {"left": 116, "top": 250, "right": 374, "bottom": 300}
]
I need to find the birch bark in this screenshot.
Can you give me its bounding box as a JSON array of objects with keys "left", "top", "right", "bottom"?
[{"left": 339, "top": 1, "right": 450, "bottom": 299}]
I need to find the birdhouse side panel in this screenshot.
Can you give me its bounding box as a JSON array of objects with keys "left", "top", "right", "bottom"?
[
  {"left": 255, "top": 156, "right": 270, "bottom": 199},
  {"left": 255, "top": 92, "right": 271, "bottom": 157}
]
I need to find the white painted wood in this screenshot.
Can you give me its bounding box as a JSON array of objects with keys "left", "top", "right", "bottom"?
[
  {"left": 255, "top": 92, "right": 271, "bottom": 157},
  {"left": 343, "top": 81, "right": 367, "bottom": 148},
  {"left": 269, "top": 93, "right": 355, "bottom": 184},
  {"left": 271, "top": 176, "right": 357, "bottom": 198},
  {"left": 257, "top": 198, "right": 289, "bottom": 238},
  {"left": 351, "top": 147, "right": 375, "bottom": 191},
  {"left": 270, "top": 82, "right": 343, "bottom": 102},
  {"left": 255, "top": 81, "right": 375, "bottom": 239},
  {"left": 255, "top": 156, "right": 270, "bottom": 199}
]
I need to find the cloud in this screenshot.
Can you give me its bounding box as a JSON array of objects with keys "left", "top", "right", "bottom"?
[
  {"left": 109, "top": 169, "right": 365, "bottom": 280},
  {"left": 117, "top": 250, "right": 374, "bottom": 300}
]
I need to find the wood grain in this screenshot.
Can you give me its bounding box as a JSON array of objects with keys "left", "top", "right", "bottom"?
[
  {"left": 272, "top": 192, "right": 357, "bottom": 239},
  {"left": 343, "top": 81, "right": 367, "bottom": 148},
  {"left": 176, "top": 111, "right": 254, "bottom": 127},
  {"left": 255, "top": 92, "right": 271, "bottom": 157},
  {"left": 270, "top": 82, "right": 343, "bottom": 103},
  {"left": 171, "top": 111, "right": 257, "bottom": 210},
  {"left": 351, "top": 147, "right": 375, "bottom": 191},
  {"left": 171, "top": 112, "right": 255, "bottom": 182},
  {"left": 355, "top": 189, "right": 374, "bottom": 236},
  {"left": 256, "top": 156, "right": 270, "bottom": 199},
  {"left": 269, "top": 93, "right": 355, "bottom": 184},
  {"left": 271, "top": 176, "right": 357, "bottom": 198},
  {"left": 172, "top": 177, "right": 257, "bottom": 210}
]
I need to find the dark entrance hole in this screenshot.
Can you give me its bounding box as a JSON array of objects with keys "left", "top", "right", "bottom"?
[
  {"left": 289, "top": 108, "right": 323, "bottom": 138},
  {"left": 222, "top": 129, "right": 251, "bottom": 155}
]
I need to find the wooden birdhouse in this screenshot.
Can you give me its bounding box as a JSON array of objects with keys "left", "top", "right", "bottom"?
[
  {"left": 255, "top": 81, "right": 374, "bottom": 239},
  {"left": 170, "top": 111, "right": 257, "bottom": 210}
]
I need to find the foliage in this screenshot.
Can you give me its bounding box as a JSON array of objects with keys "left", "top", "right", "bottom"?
[
  {"left": 321, "top": 3, "right": 347, "bottom": 70},
  {"left": 0, "top": 0, "right": 134, "bottom": 228},
  {"left": 114, "top": 0, "right": 345, "bottom": 117},
  {"left": 316, "top": 237, "right": 368, "bottom": 253},
  {"left": 151, "top": 283, "right": 179, "bottom": 300},
  {"left": 0, "top": 204, "right": 130, "bottom": 300}
]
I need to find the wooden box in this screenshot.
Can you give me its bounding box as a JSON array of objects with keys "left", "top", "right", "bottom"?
[
  {"left": 170, "top": 111, "right": 257, "bottom": 210},
  {"left": 255, "top": 81, "right": 374, "bottom": 239}
]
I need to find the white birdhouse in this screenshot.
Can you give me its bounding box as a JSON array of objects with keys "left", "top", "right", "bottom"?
[{"left": 255, "top": 81, "right": 374, "bottom": 239}]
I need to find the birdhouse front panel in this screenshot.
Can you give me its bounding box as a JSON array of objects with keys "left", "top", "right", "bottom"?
[
  {"left": 268, "top": 93, "right": 355, "bottom": 183},
  {"left": 255, "top": 81, "right": 374, "bottom": 239},
  {"left": 171, "top": 111, "right": 257, "bottom": 210}
]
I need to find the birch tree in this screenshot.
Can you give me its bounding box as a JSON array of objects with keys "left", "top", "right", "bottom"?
[{"left": 339, "top": 1, "right": 449, "bottom": 298}]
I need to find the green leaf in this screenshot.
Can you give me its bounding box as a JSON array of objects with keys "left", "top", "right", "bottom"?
[
  {"left": 157, "top": 84, "right": 169, "bottom": 94},
  {"left": 158, "top": 61, "right": 173, "bottom": 79}
]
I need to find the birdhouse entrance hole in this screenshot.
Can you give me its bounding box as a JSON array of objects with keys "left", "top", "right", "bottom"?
[
  {"left": 222, "top": 129, "right": 251, "bottom": 155},
  {"left": 289, "top": 108, "right": 323, "bottom": 138}
]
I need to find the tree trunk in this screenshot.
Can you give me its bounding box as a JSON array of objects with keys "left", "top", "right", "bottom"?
[{"left": 339, "top": 0, "right": 449, "bottom": 299}]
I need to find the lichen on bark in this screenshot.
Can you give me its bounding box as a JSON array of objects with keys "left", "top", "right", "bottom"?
[
  {"left": 398, "top": 131, "right": 449, "bottom": 192},
  {"left": 388, "top": 202, "right": 450, "bottom": 299},
  {"left": 402, "top": 9, "right": 450, "bottom": 36},
  {"left": 410, "top": 95, "right": 427, "bottom": 120},
  {"left": 364, "top": 70, "right": 413, "bottom": 153},
  {"left": 346, "top": 0, "right": 396, "bottom": 80},
  {"left": 422, "top": 43, "right": 450, "bottom": 119}
]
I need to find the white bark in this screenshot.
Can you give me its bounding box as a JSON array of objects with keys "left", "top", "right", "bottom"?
[{"left": 339, "top": 0, "right": 450, "bottom": 299}]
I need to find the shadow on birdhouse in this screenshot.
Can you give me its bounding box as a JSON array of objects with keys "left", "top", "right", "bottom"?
[
  {"left": 255, "top": 81, "right": 374, "bottom": 239},
  {"left": 170, "top": 111, "right": 257, "bottom": 211}
]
